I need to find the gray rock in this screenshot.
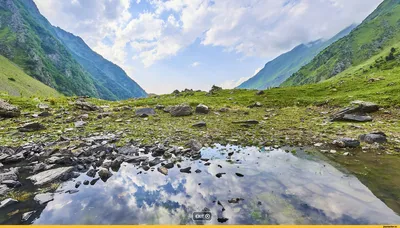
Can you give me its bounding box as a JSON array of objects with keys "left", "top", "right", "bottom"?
[
  {"left": 158, "top": 166, "right": 168, "bottom": 175},
  {"left": 0, "top": 170, "right": 18, "bottom": 182},
  {"left": 196, "top": 104, "right": 209, "bottom": 114},
  {"left": 98, "top": 168, "right": 113, "bottom": 182},
  {"left": 19, "top": 122, "right": 46, "bottom": 132},
  {"left": 192, "top": 121, "right": 207, "bottom": 128},
  {"left": 342, "top": 114, "right": 373, "bottom": 122},
  {"left": 248, "top": 102, "right": 262, "bottom": 108},
  {"left": 155, "top": 104, "right": 165, "bottom": 110},
  {"left": 86, "top": 169, "right": 97, "bottom": 178},
  {"left": 83, "top": 180, "right": 90, "bottom": 185},
  {"left": 1, "top": 180, "right": 22, "bottom": 188},
  {"left": 27, "top": 167, "right": 74, "bottom": 186},
  {"left": 170, "top": 104, "right": 193, "bottom": 117},
  {"left": 2, "top": 152, "right": 24, "bottom": 164},
  {"left": 331, "top": 101, "right": 379, "bottom": 122},
  {"left": 333, "top": 138, "right": 360, "bottom": 148},
  {"left": 180, "top": 167, "right": 191, "bottom": 173},
  {"left": 256, "top": 90, "right": 265, "bottom": 95},
  {"left": 38, "top": 111, "right": 52, "bottom": 117},
  {"left": 32, "top": 163, "right": 47, "bottom": 173},
  {"left": 0, "top": 99, "right": 20, "bottom": 118},
  {"left": 22, "top": 211, "right": 35, "bottom": 221},
  {"left": 34, "top": 193, "right": 54, "bottom": 205},
  {"left": 75, "top": 100, "right": 99, "bottom": 111},
  {"left": 111, "top": 156, "right": 124, "bottom": 168},
  {"left": 359, "top": 132, "right": 387, "bottom": 144},
  {"left": 0, "top": 198, "right": 18, "bottom": 209},
  {"left": 0, "top": 163, "right": 2, "bottom": 168},
  {"left": 164, "top": 163, "right": 174, "bottom": 169},
  {"left": 187, "top": 139, "right": 202, "bottom": 151},
  {"left": 74, "top": 120, "right": 87, "bottom": 128},
  {"left": 149, "top": 158, "right": 162, "bottom": 167},
  {"left": 232, "top": 120, "right": 259, "bottom": 124},
  {"left": 135, "top": 108, "right": 156, "bottom": 117},
  {"left": 0, "top": 185, "right": 10, "bottom": 196},
  {"left": 97, "top": 112, "right": 111, "bottom": 119},
  {"left": 350, "top": 100, "right": 380, "bottom": 113},
  {"left": 219, "top": 108, "right": 229, "bottom": 112},
  {"left": 37, "top": 103, "right": 49, "bottom": 110}
]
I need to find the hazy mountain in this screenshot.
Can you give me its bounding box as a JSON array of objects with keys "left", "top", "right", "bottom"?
[{"left": 238, "top": 24, "right": 357, "bottom": 90}]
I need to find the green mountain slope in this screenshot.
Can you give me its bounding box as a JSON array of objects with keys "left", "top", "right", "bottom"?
[
  {"left": 0, "top": 0, "right": 146, "bottom": 100},
  {"left": 0, "top": 55, "right": 60, "bottom": 97},
  {"left": 237, "top": 25, "right": 356, "bottom": 90},
  {"left": 282, "top": 0, "right": 400, "bottom": 86},
  {"left": 53, "top": 27, "right": 147, "bottom": 99}
]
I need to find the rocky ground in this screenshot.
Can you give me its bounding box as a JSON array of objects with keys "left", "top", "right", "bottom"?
[{"left": 0, "top": 87, "right": 399, "bottom": 219}]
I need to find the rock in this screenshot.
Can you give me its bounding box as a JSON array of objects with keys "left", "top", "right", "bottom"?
[
  {"left": 0, "top": 198, "right": 18, "bottom": 209},
  {"left": 332, "top": 138, "right": 360, "bottom": 148},
  {"left": 97, "top": 112, "right": 111, "bottom": 119},
  {"left": 2, "top": 152, "right": 24, "bottom": 164},
  {"left": 170, "top": 104, "right": 193, "bottom": 117},
  {"left": 228, "top": 198, "right": 244, "bottom": 203},
  {"left": 216, "top": 173, "right": 226, "bottom": 178},
  {"left": 111, "top": 156, "right": 124, "bottom": 169},
  {"left": 83, "top": 180, "right": 90, "bottom": 185},
  {"left": 37, "top": 103, "right": 49, "bottom": 110},
  {"left": 75, "top": 120, "right": 87, "bottom": 128},
  {"left": 219, "top": 107, "right": 229, "bottom": 112},
  {"left": 155, "top": 104, "right": 165, "bottom": 110},
  {"left": 232, "top": 120, "right": 259, "bottom": 124},
  {"left": 314, "top": 143, "right": 323, "bottom": 147},
  {"left": 0, "top": 170, "right": 18, "bottom": 182},
  {"left": 86, "top": 169, "right": 97, "bottom": 178},
  {"left": 350, "top": 101, "right": 380, "bottom": 113},
  {"left": 329, "top": 150, "right": 337, "bottom": 154},
  {"left": 149, "top": 158, "right": 162, "bottom": 167},
  {"left": 34, "top": 193, "right": 54, "bottom": 205},
  {"left": 248, "top": 102, "right": 262, "bottom": 108},
  {"left": 90, "top": 178, "right": 100, "bottom": 185},
  {"left": 65, "top": 189, "right": 79, "bottom": 194},
  {"left": 1, "top": 180, "right": 22, "bottom": 188},
  {"left": 135, "top": 108, "right": 156, "bottom": 117},
  {"left": 32, "top": 163, "right": 47, "bottom": 174},
  {"left": 217, "top": 218, "right": 229, "bottom": 223},
  {"left": 75, "top": 100, "right": 99, "bottom": 111},
  {"left": 342, "top": 114, "right": 373, "bottom": 122},
  {"left": 158, "top": 166, "right": 168, "bottom": 175},
  {"left": 75, "top": 181, "right": 82, "bottom": 188},
  {"left": 0, "top": 99, "right": 20, "bottom": 118},
  {"left": 256, "top": 90, "right": 265, "bottom": 95},
  {"left": 180, "top": 167, "right": 191, "bottom": 173},
  {"left": 343, "top": 152, "right": 350, "bottom": 156},
  {"left": 195, "top": 169, "right": 202, "bottom": 173},
  {"left": 192, "top": 121, "right": 206, "bottom": 128},
  {"left": 359, "top": 132, "right": 387, "bottom": 144},
  {"left": 98, "top": 168, "right": 113, "bottom": 182},
  {"left": 27, "top": 167, "right": 74, "bottom": 186},
  {"left": 331, "top": 101, "right": 379, "bottom": 122},
  {"left": 187, "top": 139, "right": 202, "bottom": 151},
  {"left": 22, "top": 211, "right": 35, "bottom": 222},
  {"left": 78, "top": 114, "right": 89, "bottom": 120},
  {"left": 38, "top": 111, "right": 52, "bottom": 117},
  {"left": 235, "top": 173, "right": 244, "bottom": 177},
  {"left": 164, "top": 163, "right": 174, "bottom": 169},
  {"left": 0, "top": 185, "right": 10, "bottom": 196},
  {"left": 195, "top": 104, "right": 209, "bottom": 114},
  {"left": 19, "top": 122, "right": 46, "bottom": 132}
]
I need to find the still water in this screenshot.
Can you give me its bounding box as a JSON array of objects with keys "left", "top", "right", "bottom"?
[{"left": 2, "top": 145, "right": 400, "bottom": 224}]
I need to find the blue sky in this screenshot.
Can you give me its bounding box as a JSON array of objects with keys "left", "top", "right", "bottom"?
[{"left": 34, "top": 0, "right": 383, "bottom": 94}]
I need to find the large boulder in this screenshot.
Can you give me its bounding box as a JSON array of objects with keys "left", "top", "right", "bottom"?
[
  {"left": 359, "top": 132, "right": 387, "bottom": 144},
  {"left": 0, "top": 99, "right": 20, "bottom": 118},
  {"left": 135, "top": 108, "right": 156, "bottom": 117},
  {"left": 350, "top": 101, "right": 380, "bottom": 113},
  {"left": 27, "top": 167, "right": 73, "bottom": 186},
  {"left": 170, "top": 104, "right": 193, "bottom": 117},
  {"left": 18, "top": 122, "right": 46, "bottom": 132},
  {"left": 195, "top": 104, "right": 209, "bottom": 114},
  {"left": 331, "top": 101, "right": 379, "bottom": 122}
]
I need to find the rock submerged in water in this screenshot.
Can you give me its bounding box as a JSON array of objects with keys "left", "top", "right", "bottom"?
[
  {"left": 332, "top": 138, "right": 360, "bottom": 148},
  {"left": 0, "top": 99, "right": 20, "bottom": 118},
  {"left": 359, "top": 132, "right": 387, "bottom": 144},
  {"left": 158, "top": 166, "right": 168, "bottom": 175},
  {"left": 169, "top": 104, "right": 193, "bottom": 117},
  {"left": 98, "top": 168, "right": 113, "bottom": 182},
  {"left": 18, "top": 122, "right": 46, "bottom": 132},
  {"left": 34, "top": 193, "right": 54, "bottom": 205}
]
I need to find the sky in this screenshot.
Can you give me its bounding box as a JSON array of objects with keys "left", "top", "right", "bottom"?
[{"left": 33, "top": 0, "right": 383, "bottom": 94}]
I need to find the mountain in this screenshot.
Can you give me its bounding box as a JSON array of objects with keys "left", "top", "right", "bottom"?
[
  {"left": 237, "top": 24, "right": 356, "bottom": 90},
  {"left": 53, "top": 27, "right": 147, "bottom": 100},
  {"left": 282, "top": 0, "right": 400, "bottom": 86},
  {"left": 0, "top": 55, "right": 60, "bottom": 97},
  {"left": 0, "top": 0, "right": 146, "bottom": 100}
]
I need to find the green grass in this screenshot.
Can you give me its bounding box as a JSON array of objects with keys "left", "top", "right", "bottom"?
[{"left": 0, "top": 55, "right": 61, "bottom": 97}]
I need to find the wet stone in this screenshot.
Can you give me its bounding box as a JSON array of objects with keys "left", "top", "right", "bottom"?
[
  {"left": 34, "top": 193, "right": 54, "bottom": 205},
  {"left": 180, "top": 167, "right": 191, "bottom": 173},
  {"left": 157, "top": 166, "right": 168, "bottom": 175}
]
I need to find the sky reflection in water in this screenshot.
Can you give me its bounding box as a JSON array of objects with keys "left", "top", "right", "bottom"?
[{"left": 30, "top": 145, "right": 400, "bottom": 224}]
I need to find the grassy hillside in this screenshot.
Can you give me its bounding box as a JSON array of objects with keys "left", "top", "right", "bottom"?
[
  {"left": 0, "top": 55, "right": 60, "bottom": 97},
  {"left": 238, "top": 25, "right": 356, "bottom": 90},
  {"left": 282, "top": 0, "right": 400, "bottom": 86}
]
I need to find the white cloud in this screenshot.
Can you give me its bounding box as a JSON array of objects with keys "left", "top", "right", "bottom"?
[
  {"left": 220, "top": 66, "right": 262, "bottom": 89},
  {"left": 190, "top": 62, "right": 200, "bottom": 67}
]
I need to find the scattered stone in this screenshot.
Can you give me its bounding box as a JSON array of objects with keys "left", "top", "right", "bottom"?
[
  {"left": 180, "top": 167, "right": 191, "bottom": 173},
  {"left": 332, "top": 138, "right": 360, "bottom": 148},
  {"left": 331, "top": 101, "right": 379, "bottom": 122},
  {"left": 340, "top": 114, "right": 373, "bottom": 122},
  {"left": 216, "top": 173, "right": 226, "bottom": 178},
  {"left": 27, "top": 167, "right": 74, "bottom": 186},
  {"left": 235, "top": 173, "right": 244, "bottom": 177},
  {"left": 97, "top": 112, "right": 111, "bottom": 119},
  {"left": 158, "top": 166, "right": 168, "bottom": 175},
  {"left": 170, "top": 104, "right": 193, "bottom": 117},
  {"left": 195, "top": 169, "right": 202, "bottom": 173},
  {"left": 329, "top": 150, "right": 337, "bottom": 154},
  {"left": 1, "top": 180, "right": 22, "bottom": 188},
  {"left": 37, "top": 103, "right": 49, "bottom": 110},
  {"left": 0, "top": 185, "right": 10, "bottom": 196},
  {"left": 98, "top": 168, "right": 113, "bottom": 182},
  {"left": 38, "top": 111, "right": 52, "bottom": 117},
  {"left": 219, "top": 108, "right": 229, "bottom": 112},
  {"left": 232, "top": 120, "right": 259, "bottom": 124},
  {"left": 0, "top": 170, "right": 18, "bottom": 182},
  {"left": 149, "top": 158, "right": 162, "bottom": 167},
  {"left": 359, "top": 132, "right": 387, "bottom": 144},
  {"left": 34, "top": 193, "right": 54, "bottom": 205},
  {"left": 111, "top": 156, "right": 124, "bottom": 169},
  {"left": 0, "top": 198, "right": 18, "bottom": 209},
  {"left": 187, "top": 139, "right": 202, "bottom": 151},
  {"left": 228, "top": 198, "right": 244, "bottom": 203},
  {"left": 256, "top": 90, "right": 265, "bottom": 95},
  {"left": 248, "top": 102, "right": 262, "bottom": 108},
  {"left": 19, "top": 122, "right": 46, "bottom": 132},
  {"left": 32, "top": 163, "right": 47, "bottom": 174},
  {"left": 65, "top": 189, "right": 79, "bottom": 194},
  {"left": 343, "top": 152, "right": 350, "bottom": 156},
  {"left": 314, "top": 143, "right": 323, "bottom": 147},
  {"left": 75, "top": 181, "right": 82, "bottom": 188},
  {"left": 90, "top": 178, "right": 100, "bottom": 185},
  {"left": 83, "top": 180, "right": 90, "bottom": 185},
  {"left": 196, "top": 104, "right": 209, "bottom": 114},
  {"left": 86, "top": 169, "right": 97, "bottom": 178},
  {"left": 164, "top": 163, "right": 174, "bottom": 169},
  {"left": 22, "top": 211, "right": 35, "bottom": 221},
  {"left": 75, "top": 120, "right": 87, "bottom": 128},
  {"left": 135, "top": 108, "right": 156, "bottom": 117},
  {"left": 155, "top": 104, "right": 165, "bottom": 110},
  {"left": 78, "top": 114, "right": 89, "bottom": 120},
  {"left": 192, "top": 121, "right": 206, "bottom": 128},
  {"left": 0, "top": 99, "right": 20, "bottom": 118},
  {"left": 350, "top": 101, "right": 380, "bottom": 113},
  {"left": 75, "top": 100, "right": 99, "bottom": 111}
]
